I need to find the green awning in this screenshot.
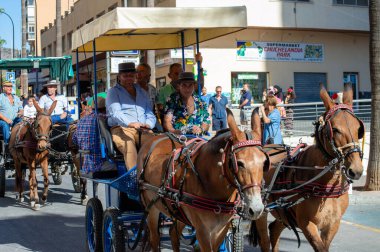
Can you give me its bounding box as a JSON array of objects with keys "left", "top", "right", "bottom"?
[{"left": 0, "top": 56, "right": 74, "bottom": 82}]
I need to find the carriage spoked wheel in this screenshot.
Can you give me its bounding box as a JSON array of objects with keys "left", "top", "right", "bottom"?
[
  {"left": 102, "top": 208, "right": 125, "bottom": 252},
  {"left": 70, "top": 164, "right": 81, "bottom": 193},
  {"left": 51, "top": 163, "right": 62, "bottom": 185},
  {"left": 85, "top": 198, "right": 103, "bottom": 252}
]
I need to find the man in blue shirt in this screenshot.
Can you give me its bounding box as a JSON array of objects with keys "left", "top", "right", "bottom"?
[
  {"left": 0, "top": 82, "right": 23, "bottom": 144},
  {"left": 106, "top": 62, "right": 156, "bottom": 170},
  {"left": 238, "top": 83, "right": 252, "bottom": 126},
  {"left": 200, "top": 87, "right": 211, "bottom": 107},
  {"left": 208, "top": 86, "right": 228, "bottom": 131}
]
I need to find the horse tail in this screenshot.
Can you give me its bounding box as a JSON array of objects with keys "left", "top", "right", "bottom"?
[{"left": 248, "top": 220, "right": 259, "bottom": 247}]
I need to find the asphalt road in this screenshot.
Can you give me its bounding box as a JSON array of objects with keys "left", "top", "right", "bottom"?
[{"left": 0, "top": 170, "right": 379, "bottom": 252}]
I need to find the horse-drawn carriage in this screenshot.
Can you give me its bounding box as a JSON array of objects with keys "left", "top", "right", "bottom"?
[
  {"left": 71, "top": 6, "right": 365, "bottom": 252},
  {"left": 0, "top": 56, "right": 79, "bottom": 198}
]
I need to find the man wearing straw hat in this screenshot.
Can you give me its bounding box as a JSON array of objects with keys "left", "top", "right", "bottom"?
[
  {"left": 0, "top": 81, "right": 23, "bottom": 144},
  {"left": 38, "top": 79, "right": 73, "bottom": 124},
  {"left": 106, "top": 62, "right": 156, "bottom": 170}
]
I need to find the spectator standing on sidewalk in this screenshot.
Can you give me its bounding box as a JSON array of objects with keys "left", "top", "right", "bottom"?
[
  {"left": 200, "top": 87, "right": 211, "bottom": 107},
  {"left": 208, "top": 86, "right": 228, "bottom": 131},
  {"left": 284, "top": 87, "right": 296, "bottom": 135},
  {"left": 238, "top": 83, "right": 252, "bottom": 125},
  {"left": 260, "top": 96, "right": 283, "bottom": 144}
]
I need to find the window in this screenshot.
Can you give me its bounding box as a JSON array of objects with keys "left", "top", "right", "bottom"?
[
  {"left": 62, "top": 35, "right": 66, "bottom": 52},
  {"left": 42, "top": 48, "right": 46, "bottom": 57},
  {"left": 28, "top": 24, "right": 35, "bottom": 33},
  {"left": 333, "top": 0, "right": 368, "bottom": 6},
  {"left": 27, "top": 0, "right": 35, "bottom": 6},
  {"left": 108, "top": 3, "right": 118, "bottom": 12},
  {"left": 67, "top": 32, "right": 72, "bottom": 51},
  {"left": 96, "top": 11, "right": 105, "bottom": 18}
]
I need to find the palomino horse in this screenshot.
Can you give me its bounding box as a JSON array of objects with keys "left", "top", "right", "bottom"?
[
  {"left": 138, "top": 109, "right": 269, "bottom": 251},
  {"left": 9, "top": 100, "right": 57, "bottom": 210},
  {"left": 250, "top": 84, "right": 364, "bottom": 252}
]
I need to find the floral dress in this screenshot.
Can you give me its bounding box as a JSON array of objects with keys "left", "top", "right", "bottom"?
[{"left": 165, "top": 92, "right": 211, "bottom": 135}]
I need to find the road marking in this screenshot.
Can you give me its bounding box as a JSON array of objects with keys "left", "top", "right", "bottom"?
[{"left": 342, "top": 220, "right": 380, "bottom": 233}]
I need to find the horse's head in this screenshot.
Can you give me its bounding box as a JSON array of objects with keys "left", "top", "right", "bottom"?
[
  {"left": 318, "top": 84, "right": 364, "bottom": 180},
  {"left": 33, "top": 99, "right": 57, "bottom": 151},
  {"left": 223, "top": 108, "right": 268, "bottom": 220}
]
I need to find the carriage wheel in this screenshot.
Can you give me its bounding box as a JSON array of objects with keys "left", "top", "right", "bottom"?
[
  {"left": 230, "top": 218, "right": 244, "bottom": 252},
  {"left": 85, "top": 198, "right": 103, "bottom": 252},
  {"left": 0, "top": 165, "right": 5, "bottom": 197},
  {"left": 102, "top": 208, "right": 125, "bottom": 252},
  {"left": 70, "top": 165, "right": 81, "bottom": 193}
]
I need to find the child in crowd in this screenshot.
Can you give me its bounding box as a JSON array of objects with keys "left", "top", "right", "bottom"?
[{"left": 23, "top": 96, "right": 37, "bottom": 118}]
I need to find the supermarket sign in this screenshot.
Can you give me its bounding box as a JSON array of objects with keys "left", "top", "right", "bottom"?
[{"left": 236, "top": 41, "right": 324, "bottom": 62}]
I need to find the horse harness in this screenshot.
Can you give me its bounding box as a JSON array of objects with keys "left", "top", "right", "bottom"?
[
  {"left": 139, "top": 132, "right": 265, "bottom": 226},
  {"left": 14, "top": 113, "right": 53, "bottom": 150},
  {"left": 265, "top": 104, "right": 364, "bottom": 211}
]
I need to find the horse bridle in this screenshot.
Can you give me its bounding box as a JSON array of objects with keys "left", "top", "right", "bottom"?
[
  {"left": 220, "top": 133, "right": 267, "bottom": 215},
  {"left": 33, "top": 112, "right": 53, "bottom": 143},
  {"left": 315, "top": 104, "right": 364, "bottom": 172}
]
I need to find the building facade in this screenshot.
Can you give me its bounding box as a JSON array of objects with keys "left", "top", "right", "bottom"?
[{"left": 40, "top": 0, "right": 371, "bottom": 103}]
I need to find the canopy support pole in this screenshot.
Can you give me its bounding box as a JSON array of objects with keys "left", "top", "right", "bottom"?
[
  {"left": 195, "top": 29, "right": 201, "bottom": 96},
  {"left": 76, "top": 50, "right": 81, "bottom": 116},
  {"left": 93, "top": 40, "right": 98, "bottom": 114},
  {"left": 181, "top": 31, "right": 185, "bottom": 70},
  {"left": 35, "top": 70, "right": 39, "bottom": 95}
]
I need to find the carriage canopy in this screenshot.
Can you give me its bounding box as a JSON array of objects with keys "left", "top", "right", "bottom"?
[{"left": 71, "top": 6, "right": 247, "bottom": 52}]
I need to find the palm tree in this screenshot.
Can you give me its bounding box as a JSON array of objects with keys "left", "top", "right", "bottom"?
[{"left": 365, "top": 0, "right": 380, "bottom": 190}]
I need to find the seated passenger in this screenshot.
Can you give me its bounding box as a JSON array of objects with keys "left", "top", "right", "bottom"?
[
  {"left": 163, "top": 72, "right": 210, "bottom": 135},
  {"left": 106, "top": 62, "right": 156, "bottom": 170},
  {"left": 23, "top": 96, "right": 37, "bottom": 119},
  {"left": 0, "top": 81, "right": 23, "bottom": 144},
  {"left": 38, "top": 80, "right": 74, "bottom": 125},
  {"left": 72, "top": 97, "right": 113, "bottom": 175}
]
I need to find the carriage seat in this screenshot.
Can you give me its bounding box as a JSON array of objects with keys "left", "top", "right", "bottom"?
[{"left": 98, "top": 118, "right": 123, "bottom": 159}]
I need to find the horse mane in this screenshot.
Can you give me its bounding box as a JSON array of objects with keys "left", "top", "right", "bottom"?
[{"left": 206, "top": 130, "right": 232, "bottom": 153}]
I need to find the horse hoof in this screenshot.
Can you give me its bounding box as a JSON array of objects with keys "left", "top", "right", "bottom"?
[
  {"left": 30, "top": 201, "right": 36, "bottom": 208},
  {"left": 81, "top": 195, "right": 89, "bottom": 206},
  {"left": 16, "top": 195, "right": 24, "bottom": 203},
  {"left": 33, "top": 204, "right": 41, "bottom": 211},
  {"left": 41, "top": 199, "right": 47, "bottom": 205}
]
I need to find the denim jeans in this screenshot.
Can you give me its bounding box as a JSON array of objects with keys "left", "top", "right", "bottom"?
[
  {"left": 51, "top": 114, "right": 74, "bottom": 125},
  {"left": 0, "top": 117, "right": 22, "bottom": 143}
]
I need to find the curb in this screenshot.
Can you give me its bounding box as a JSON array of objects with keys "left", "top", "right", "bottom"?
[{"left": 349, "top": 190, "right": 380, "bottom": 205}]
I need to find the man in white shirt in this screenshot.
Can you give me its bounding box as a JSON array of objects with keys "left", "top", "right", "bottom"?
[{"left": 38, "top": 80, "right": 73, "bottom": 124}]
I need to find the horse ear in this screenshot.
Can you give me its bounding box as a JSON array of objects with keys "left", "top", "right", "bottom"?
[
  {"left": 33, "top": 99, "right": 43, "bottom": 114},
  {"left": 47, "top": 100, "right": 58, "bottom": 116},
  {"left": 251, "top": 107, "right": 262, "bottom": 141},
  {"left": 343, "top": 82, "right": 353, "bottom": 107},
  {"left": 226, "top": 108, "right": 242, "bottom": 140},
  {"left": 319, "top": 83, "right": 334, "bottom": 111}
]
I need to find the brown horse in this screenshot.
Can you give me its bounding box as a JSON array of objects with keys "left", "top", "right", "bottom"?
[
  {"left": 137, "top": 109, "right": 269, "bottom": 251},
  {"left": 9, "top": 100, "right": 57, "bottom": 210},
  {"left": 251, "top": 84, "right": 364, "bottom": 252}
]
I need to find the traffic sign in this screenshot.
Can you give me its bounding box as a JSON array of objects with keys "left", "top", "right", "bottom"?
[{"left": 6, "top": 72, "right": 15, "bottom": 81}]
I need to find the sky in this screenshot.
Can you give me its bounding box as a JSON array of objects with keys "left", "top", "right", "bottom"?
[{"left": 0, "top": 0, "right": 22, "bottom": 50}]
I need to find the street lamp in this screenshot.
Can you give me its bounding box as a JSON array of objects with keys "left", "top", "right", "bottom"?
[{"left": 0, "top": 9, "right": 15, "bottom": 58}]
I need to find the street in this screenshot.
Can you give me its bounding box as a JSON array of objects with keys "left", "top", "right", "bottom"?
[{"left": 0, "top": 171, "right": 379, "bottom": 252}]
